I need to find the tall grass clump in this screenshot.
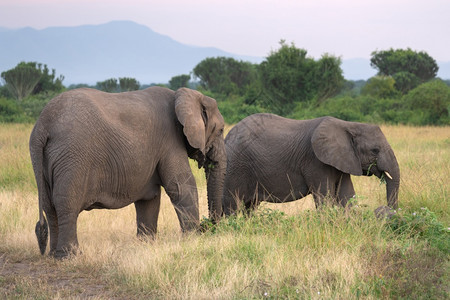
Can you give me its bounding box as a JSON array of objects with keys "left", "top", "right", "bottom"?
[{"left": 0, "top": 123, "right": 35, "bottom": 191}]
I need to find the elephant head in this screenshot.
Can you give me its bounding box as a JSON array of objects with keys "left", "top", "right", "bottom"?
[
  {"left": 311, "top": 117, "right": 400, "bottom": 208},
  {"left": 174, "top": 88, "right": 226, "bottom": 221}
]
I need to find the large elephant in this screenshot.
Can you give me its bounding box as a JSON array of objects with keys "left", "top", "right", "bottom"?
[
  {"left": 221, "top": 113, "right": 400, "bottom": 215},
  {"left": 30, "top": 87, "right": 226, "bottom": 258}
]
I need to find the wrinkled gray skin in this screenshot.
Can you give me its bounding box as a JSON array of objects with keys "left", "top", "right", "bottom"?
[
  {"left": 30, "top": 87, "right": 226, "bottom": 259},
  {"left": 222, "top": 113, "right": 400, "bottom": 215}
]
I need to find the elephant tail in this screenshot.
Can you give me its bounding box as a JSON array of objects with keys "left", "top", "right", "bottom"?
[
  {"left": 30, "top": 121, "right": 49, "bottom": 255},
  {"left": 35, "top": 217, "right": 48, "bottom": 255}
]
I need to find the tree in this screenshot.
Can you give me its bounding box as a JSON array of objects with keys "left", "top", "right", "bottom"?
[
  {"left": 315, "top": 54, "right": 345, "bottom": 104},
  {"left": 259, "top": 41, "right": 315, "bottom": 114},
  {"left": 193, "top": 57, "right": 257, "bottom": 96},
  {"left": 169, "top": 74, "right": 191, "bottom": 90},
  {"left": 32, "top": 63, "right": 65, "bottom": 94},
  {"left": 258, "top": 41, "right": 344, "bottom": 115},
  {"left": 96, "top": 78, "right": 118, "bottom": 92},
  {"left": 119, "top": 77, "right": 140, "bottom": 91},
  {"left": 370, "top": 48, "right": 439, "bottom": 93},
  {"left": 1, "top": 62, "right": 42, "bottom": 101},
  {"left": 361, "top": 76, "right": 399, "bottom": 99},
  {"left": 1, "top": 61, "right": 65, "bottom": 101},
  {"left": 67, "top": 83, "right": 92, "bottom": 90}
]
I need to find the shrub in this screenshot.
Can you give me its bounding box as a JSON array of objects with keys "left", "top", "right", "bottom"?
[
  {"left": 361, "top": 76, "right": 400, "bottom": 99},
  {"left": 317, "top": 96, "right": 365, "bottom": 121},
  {"left": 217, "top": 94, "right": 266, "bottom": 124},
  {"left": 0, "top": 97, "right": 31, "bottom": 123},
  {"left": 290, "top": 96, "right": 367, "bottom": 122},
  {"left": 402, "top": 79, "right": 450, "bottom": 125},
  {"left": 20, "top": 92, "right": 57, "bottom": 121},
  {"left": 384, "top": 207, "right": 449, "bottom": 253}
]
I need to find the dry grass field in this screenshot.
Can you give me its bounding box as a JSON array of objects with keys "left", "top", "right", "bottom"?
[{"left": 0, "top": 123, "right": 449, "bottom": 299}]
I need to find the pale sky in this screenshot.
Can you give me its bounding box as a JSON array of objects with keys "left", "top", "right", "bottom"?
[{"left": 1, "top": 0, "right": 449, "bottom": 61}]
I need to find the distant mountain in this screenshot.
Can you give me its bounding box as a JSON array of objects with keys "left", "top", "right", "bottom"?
[
  {"left": 0, "top": 21, "right": 449, "bottom": 85},
  {"left": 0, "top": 21, "right": 261, "bottom": 85}
]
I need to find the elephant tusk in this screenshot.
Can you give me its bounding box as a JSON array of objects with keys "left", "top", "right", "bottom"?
[{"left": 384, "top": 171, "right": 393, "bottom": 180}]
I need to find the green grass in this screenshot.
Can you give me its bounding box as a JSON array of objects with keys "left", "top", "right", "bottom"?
[{"left": 0, "top": 123, "right": 449, "bottom": 299}]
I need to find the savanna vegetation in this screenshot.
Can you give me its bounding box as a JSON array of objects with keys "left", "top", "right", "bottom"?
[
  {"left": 0, "top": 122, "right": 449, "bottom": 298},
  {"left": 0, "top": 43, "right": 449, "bottom": 298},
  {"left": 1, "top": 43, "right": 449, "bottom": 126},
  {"left": 192, "top": 43, "right": 449, "bottom": 126}
]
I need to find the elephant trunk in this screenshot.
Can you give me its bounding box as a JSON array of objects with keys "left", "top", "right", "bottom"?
[
  {"left": 386, "top": 175, "right": 400, "bottom": 209},
  {"left": 205, "top": 137, "right": 227, "bottom": 223},
  {"left": 378, "top": 148, "right": 400, "bottom": 209}
]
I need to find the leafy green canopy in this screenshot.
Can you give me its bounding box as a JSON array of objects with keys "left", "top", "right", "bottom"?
[
  {"left": 1, "top": 63, "right": 41, "bottom": 101},
  {"left": 193, "top": 57, "right": 257, "bottom": 96},
  {"left": 96, "top": 77, "right": 140, "bottom": 92},
  {"left": 402, "top": 79, "right": 450, "bottom": 125},
  {"left": 248, "top": 41, "right": 344, "bottom": 115},
  {"left": 1, "top": 62, "right": 64, "bottom": 101},
  {"left": 0, "top": 47, "right": 447, "bottom": 126},
  {"left": 370, "top": 48, "right": 438, "bottom": 93},
  {"left": 194, "top": 42, "right": 344, "bottom": 116},
  {"left": 361, "top": 76, "right": 399, "bottom": 99},
  {"left": 258, "top": 41, "right": 316, "bottom": 113},
  {"left": 169, "top": 74, "right": 191, "bottom": 90}
]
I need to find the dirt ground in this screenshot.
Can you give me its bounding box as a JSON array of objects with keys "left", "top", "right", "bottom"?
[{"left": 0, "top": 252, "right": 130, "bottom": 299}]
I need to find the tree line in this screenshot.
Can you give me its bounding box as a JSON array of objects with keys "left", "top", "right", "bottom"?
[{"left": 1, "top": 42, "right": 449, "bottom": 125}]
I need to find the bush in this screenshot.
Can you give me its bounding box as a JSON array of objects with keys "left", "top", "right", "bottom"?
[
  {"left": 20, "top": 92, "right": 56, "bottom": 120},
  {"left": 0, "top": 92, "right": 56, "bottom": 123},
  {"left": 288, "top": 86, "right": 450, "bottom": 126},
  {"left": 0, "top": 97, "right": 32, "bottom": 123},
  {"left": 217, "top": 95, "right": 266, "bottom": 124},
  {"left": 402, "top": 79, "right": 450, "bottom": 125},
  {"left": 315, "top": 96, "right": 365, "bottom": 121},
  {"left": 361, "top": 76, "right": 400, "bottom": 99},
  {"left": 385, "top": 207, "right": 449, "bottom": 253},
  {"left": 289, "top": 96, "right": 382, "bottom": 122}
]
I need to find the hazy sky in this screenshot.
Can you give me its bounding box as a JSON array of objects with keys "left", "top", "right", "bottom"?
[{"left": 1, "top": 0, "right": 449, "bottom": 61}]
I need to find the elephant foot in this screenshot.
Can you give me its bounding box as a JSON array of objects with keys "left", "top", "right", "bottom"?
[
  {"left": 52, "top": 250, "right": 71, "bottom": 260},
  {"left": 52, "top": 246, "right": 80, "bottom": 260},
  {"left": 374, "top": 205, "right": 396, "bottom": 219},
  {"left": 137, "top": 231, "right": 156, "bottom": 242},
  {"left": 181, "top": 220, "right": 200, "bottom": 233}
]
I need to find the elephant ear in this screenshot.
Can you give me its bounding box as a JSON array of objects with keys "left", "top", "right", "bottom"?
[
  {"left": 311, "top": 117, "right": 363, "bottom": 176},
  {"left": 174, "top": 88, "right": 206, "bottom": 155}
]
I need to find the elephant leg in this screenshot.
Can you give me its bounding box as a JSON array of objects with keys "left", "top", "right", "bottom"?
[
  {"left": 166, "top": 174, "right": 199, "bottom": 231},
  {"left": 44, "top": 207, "right": 59, "bottom": 256},
  {"left": 245, "top": 198, "right": 259, "bottom": 215},
  {"left": 312, "top": 193, "right": 325, "bottom": 208},
  {"left": 160, "top": 159, "right": 199, "bottom": 232},
  {"left": 336, "top": 174, "right": 355, "bottom": 207},
  {"left": 223, "top": 190, "right": 238, "bottom": 216},
  {"left": 54, "top": 210, "right": 79, "bottom": 259},
  {"left": 134, "top": 190, "right": 161, "bottom": 237},
  {"left": 245, "top": 184, "right": 263, "bottom": 214},
  {"left": 224, "top": 182, "right": 253, "bottom": 215},
  {"left": 311, "top": 178, "right": 337, "bottom": 208},
  {"left": 222, "top": 170, "right": 246, "bottom": 216}
]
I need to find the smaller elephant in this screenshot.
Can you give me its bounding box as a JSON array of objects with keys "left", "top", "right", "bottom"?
[{"left": 221, "top": 114, "right": 400, "bottom": 215}]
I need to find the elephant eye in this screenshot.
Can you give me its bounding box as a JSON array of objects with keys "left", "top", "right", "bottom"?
[
  {"left": 201, "top": 106, "right": 208, "bottom": 124},
  {"left": 371, "top": 148, "right": 380, "bottom": 155}
]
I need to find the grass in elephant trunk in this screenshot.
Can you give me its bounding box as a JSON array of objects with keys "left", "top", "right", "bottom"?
[{"left": 1, "top": 123, "right": 449, "bottom": 299}]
